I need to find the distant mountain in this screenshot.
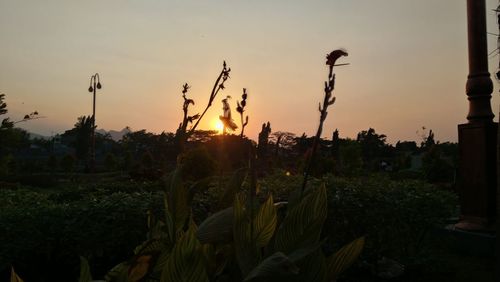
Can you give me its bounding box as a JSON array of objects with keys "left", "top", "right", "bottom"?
[{"left": 96, "top": 127, "right": 131, "bottom": 141}]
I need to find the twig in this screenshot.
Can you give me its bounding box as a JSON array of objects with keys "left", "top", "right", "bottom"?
[{"left": 187, "top": 61, "right": 230, "bottom": 135}]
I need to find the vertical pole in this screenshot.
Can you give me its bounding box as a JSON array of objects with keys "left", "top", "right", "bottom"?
[
  {"left": 456, "top": 0, "right": 498, "bottom": 231},
  {"left": 465, "top": 0, "right": 494, "bottom": 122},
  {"left": 91, "top": 79, "right": 96, "bottom": 173}
]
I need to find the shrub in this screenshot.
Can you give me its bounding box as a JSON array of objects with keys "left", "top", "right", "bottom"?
[
  {"left": 0, "top": 188, "right": 164, "bottom": 281},
  {"left": 322, "top": 175, "right": 457, "bottom": 262},
  {"left": 260, "top": 173, "right": 457, "bottom": 262}
]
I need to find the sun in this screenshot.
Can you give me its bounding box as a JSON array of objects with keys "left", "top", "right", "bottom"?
[{"left": 213, "top": 119, "right": 224, "bottom": 133}]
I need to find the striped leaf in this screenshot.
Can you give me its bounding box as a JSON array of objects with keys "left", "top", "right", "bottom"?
[
  {"left": 273, "top": 184, "right": 327, "bottom": 254},
  {"left": 167, "top": 168, "right": 189, "bottom": 233},
  {"left": 233, "top": 194, "right": 260, "bottom": 276},
  {"left": 327, "top": 237, "right": 365, "bottom": 280},
  {"left": 253, "top": 195, "right": 277, "bottom": 248},
  {"left": 160, "top": 221, "right": 209, "bottom": 282},
  {"left": 197, "top": 207, "right": 234, "bottom": 244}
]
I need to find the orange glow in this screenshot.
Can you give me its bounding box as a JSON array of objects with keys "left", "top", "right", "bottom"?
[{"left": 214, "top": 119, "right": 224, "bottom": 133}]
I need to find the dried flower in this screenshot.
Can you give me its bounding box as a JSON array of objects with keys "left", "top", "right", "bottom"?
[{"left": 326, "top": 49, "right": 348, "bottom": 67}]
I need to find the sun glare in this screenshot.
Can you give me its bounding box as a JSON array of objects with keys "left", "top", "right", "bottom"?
[{"left": 214, "top": 119, "right": 224, "bottom": 133}]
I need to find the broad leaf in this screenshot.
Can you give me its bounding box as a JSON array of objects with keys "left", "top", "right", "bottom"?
[
  {"left": 327, "top": 236, "right": 365, "bottom": 280},
  {"left": 160, "top": 222, "right": 209, "bottom": 282},
  {"left": 219, "top": 167, "right": 247, "bottom": 209},
  {"left": 105, "top": 262, "right": 129, "bottom": 282},
  {"left": 243, "top": 252, "right": 299, "bottom": 282},
  {"left": 233, "top": 194, "right": 260, "bottom": 276},
  {"left": 253, "top": 195, "right": 277, "bottom": 247},
  {"left": 163, "top": 194, "right": 175, "bottom": 244},
  {"left": 151, "top": 250, "right": 171, "bottom": 280},
  {"left": 197, "top": 207, "right": 234, "bottom": 244},
  {"left": 78, "top": 256, "right": 93, "bottom": 282},
  {"left": 128, "top": 255, "right": 153, "bottom": 282},
  {"left": 167, "top": 168, "right": 189, "bottom": 233},
  {"left": 134, "top": 239, "right": 165, "bottom": 255},
  {"left": 289, "top": 250, "right": 327, "bottom": 282},
  {"left": 273, "top": 184, "right": 327, "bottom": 254}
]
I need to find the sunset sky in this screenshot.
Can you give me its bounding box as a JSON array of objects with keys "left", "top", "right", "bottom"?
[{"left": 1, "top": 0, "right": 499, "bottom": 144}]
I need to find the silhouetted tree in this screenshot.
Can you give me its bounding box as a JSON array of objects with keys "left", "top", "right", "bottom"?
[
  {"left": 357, "top": 128, "right": 387, "bottom": 169},
  {"left": 0, "top": 93, "right": 13, "bottom": 132},
  {"left": 395, "top": 141, "right": 418, "bottom": 153},
  {"left": 421, "top": 129, "right": 436, "bottom": 151},
  {"left": 270, "top": 131, "right": 296, "bottom": 157},
  {"left": 59, "top": 116, "right": 93, "bottom": 164},
  {"left": 338, "top": 139, "right": 363, "bottom": 176},
  {"left": 331, "top": 129, "right": 340, "bottom": 159},
  {"left": 257, "top": 122, "right": 271, "bottom": 158}
]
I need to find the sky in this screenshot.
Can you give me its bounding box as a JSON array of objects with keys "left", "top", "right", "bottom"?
[{"left": 1, "top": 0, "right": 499, "bottom": 144}]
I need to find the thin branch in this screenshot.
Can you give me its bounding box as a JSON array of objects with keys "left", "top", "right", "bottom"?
[{"left": 188, "top": 61, "right": 230, "bottom": 135}]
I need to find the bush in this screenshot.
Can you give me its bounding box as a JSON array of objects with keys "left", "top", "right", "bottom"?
[
  {"left": 260, "top": 173, "right": 457, "bottom": 263},
  {"left": 0, "top": 188, "right": 164, "bottom": 281},
  {"left": 322, "top": 175, "right": 457, "bottom": 262}
]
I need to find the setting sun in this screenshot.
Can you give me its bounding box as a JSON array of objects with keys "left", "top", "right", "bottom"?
[{"left": 213, "top": 119, "right": 224, "bottom": 133}]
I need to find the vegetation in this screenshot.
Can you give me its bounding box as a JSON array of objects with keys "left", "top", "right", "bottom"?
[{"left": 0, "top": 53, "right": 479, "bottom": 281}]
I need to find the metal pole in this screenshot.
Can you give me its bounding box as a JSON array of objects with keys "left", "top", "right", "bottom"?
[{"left": 91, "top": 78, "right": 96, "bottom": 173}]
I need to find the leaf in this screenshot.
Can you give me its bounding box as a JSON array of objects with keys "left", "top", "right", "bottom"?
[
  {"left": 287, "top": 239, "right": 325, "bottom": 263},
  {"left": 151, "top": 250, "right": 171, "bottom": 279},
  {"left": 160, "top": 221, "right": 209, "bottom": 282},
  {"left": 163, "top": 194, "right": 175, "bottom": 244},
  {"left": 243, "top": 252, "right": 299, "bottom": 282},
  {"left": 105, "top": 262, "right": 129, "bottom": 282},
  {"left": 233, "top": 194, "right": 260, "bottom": 276},
  {"left": 10, "top": 267, "right": 24, "bottom": 282},
  {"left": 219, "top": 167, "right": 247, "bottom": 209},
  {"left": 327, "top": 236, "right": 365, "bottom": 280},
  {"left": 167, "top": 168, "right": 189, "bottom": 233},
  {"left": 128, "top": 255, "right": 153, "bottom": 282},
  {"left": 289, "top": 250, "right": 327, "bottom": 282},
  {"left": 134, "top": 239, "right": 164, "bottom": 255},
  {"left": 197, "top": 207, "right": 234, "bottom": 244},
  {"left": 78, "top": 256, "right": 93, "bottom": 282},
  {"left": 273, "top": 184, "right": 327, "bottom": 254},
  {"left": 253, "top": 195, "right": 277, "bottom": 247}
]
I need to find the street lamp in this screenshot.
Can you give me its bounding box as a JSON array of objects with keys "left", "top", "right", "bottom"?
[{"left": 88, "top": 73, "right": 102, "bottom": 173}]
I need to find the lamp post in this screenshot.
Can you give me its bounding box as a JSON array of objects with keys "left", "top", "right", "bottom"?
[{"left": 88, "top": 73, "right": 102, "bottom": 173}]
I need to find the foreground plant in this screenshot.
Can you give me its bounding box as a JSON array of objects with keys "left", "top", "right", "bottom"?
[
  {"left": 236, "top": 88, "right": 249, "bottom": 137},
  {"left": 175, "top": 61, "right": 231, "bottom": 153},
  {"left": 301, "top": 49, "right": 348, "bottom": 194},
  {"left": 102, "top": 50, "right": 363, "bottom": 282}
]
